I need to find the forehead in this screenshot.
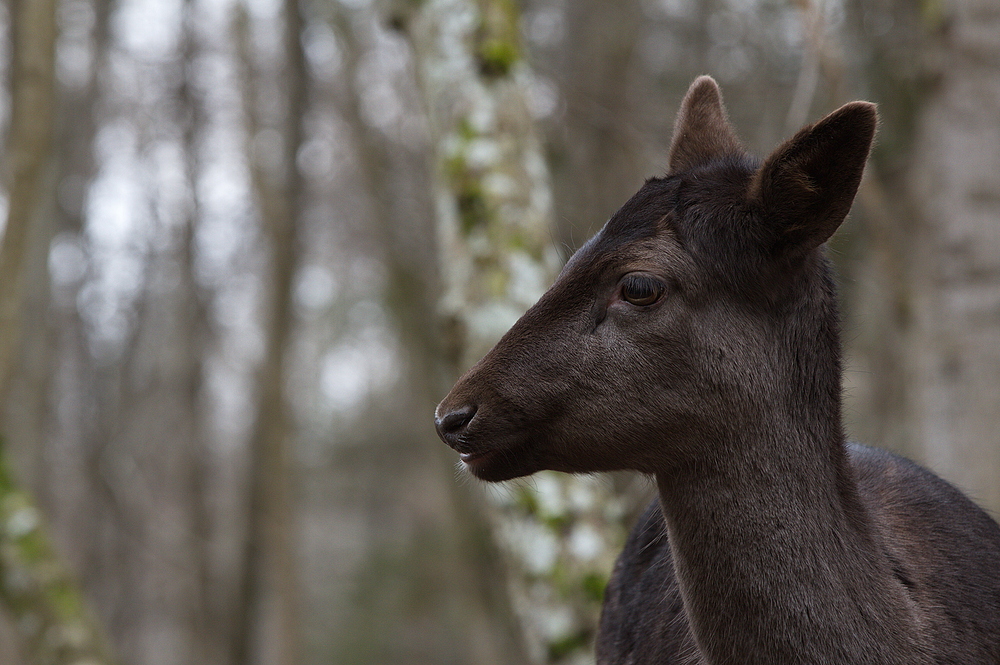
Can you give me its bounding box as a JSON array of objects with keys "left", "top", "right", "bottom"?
[
  {"left": 561, "top": 157, "right": 759, "bottom": 281},
  {"left": 598, "top": 177, "right": 680, "bottom": 250},
  {"left": 592, "top": 155, "right": 757, "bottom": 252},
  {"left": 559, "top": 178, "right": 681, "bottom": 280}
]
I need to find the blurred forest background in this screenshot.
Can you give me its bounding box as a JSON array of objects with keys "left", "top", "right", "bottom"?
[{"left": 0, "top": 0, "right": 997, "bottom": 663}]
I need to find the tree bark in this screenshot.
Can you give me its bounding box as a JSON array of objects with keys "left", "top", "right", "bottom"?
[
  {"left": 548, "top": 0, "right": 646, "bottom": 248},
  {"left": 0, "top": 0, "right": 59, "bottom": 406},
  {"left": 176, "top": 2, "right": 217, "bottom": 662},
  {"left": 0, "top": 444, "right": 117, "bottom": 664},
  {"left": 897, "top": 1, "right": 1000, "bottom": 513},
  {"left": 398, "top": 0, "right": 630, "bottom": 660},
  {"left": 230, "top": 2, "right": 305, "bottom": 664},
  {"left": 847, "top": 0, "right": 1000, "bottom": 514},
  {"left": 398, "top": 0, "right": 561, "bottom": 368},
  {"left": 0, "top": 1, "right": 116, "bottom": 662}
]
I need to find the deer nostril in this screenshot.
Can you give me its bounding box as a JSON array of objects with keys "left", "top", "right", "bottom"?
[{"left": 436, "top": 405, "right": 477, "bottom": 438}]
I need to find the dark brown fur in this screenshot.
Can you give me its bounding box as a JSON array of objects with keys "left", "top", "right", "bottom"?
[{"left": 435, "top": 76, "right": 1000, "bottom": 664}]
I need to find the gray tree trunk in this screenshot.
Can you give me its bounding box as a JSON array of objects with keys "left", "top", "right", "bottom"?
[
  {"left": 400, "top": 0, "right": 631, "bottom": 661},
  {"left": 0, "top": 0, "right": 59, "bottom": 404},
  {"left": 0, "top": 0, "right": 116, "bottom": 662},
  {"left": 846, "top": 0, "right": 1000, "bottom": 514},
  {"left": 899, "top": 1, "right": 1000, "bottom": 512},
  {"left": 231, "top": 1, "right": 305, "bottom": 662}
]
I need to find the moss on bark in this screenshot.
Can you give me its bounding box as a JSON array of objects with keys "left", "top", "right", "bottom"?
[{"left": 0, "top": 441, "right": 114, "bottom": 665}]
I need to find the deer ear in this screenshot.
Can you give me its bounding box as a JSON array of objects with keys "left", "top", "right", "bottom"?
[
  {"left": 668, "top": 76, "right": 744, "bottom": 174},
  {"left": 751, "top": 101, "right": 877, "bottom": 256}
]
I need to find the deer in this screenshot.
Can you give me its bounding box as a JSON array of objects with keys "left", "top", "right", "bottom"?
[{"left": 434, "top": 76, "right": 1000, "bottom": 665}]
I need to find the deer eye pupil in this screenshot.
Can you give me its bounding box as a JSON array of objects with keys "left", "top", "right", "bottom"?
[{"left": 621, "top": 275, "right": 664, "bottom": 307}]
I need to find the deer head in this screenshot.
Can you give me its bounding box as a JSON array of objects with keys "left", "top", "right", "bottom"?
[{"left": 435, "top": 76, "right": 876, "bottom": 483}]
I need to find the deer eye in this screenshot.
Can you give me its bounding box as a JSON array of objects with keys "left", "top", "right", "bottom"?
[{"left": 620, "top": 274, "right": 665, "bottom": 307}]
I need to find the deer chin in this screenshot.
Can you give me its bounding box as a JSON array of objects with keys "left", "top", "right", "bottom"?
[{"left": 456, "top": 435, "right": 543, "bottom": 482}]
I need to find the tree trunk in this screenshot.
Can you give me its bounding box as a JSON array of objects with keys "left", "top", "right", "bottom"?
[
  {"left": 176, "top": 2, "right": 217, "bottom": 662},
  {"left": 548, "top": 0, "right": 647, "bottom": 247},
  {"left": 0, "top": 0, "right": 116, "bottom": 662},
  {"left": 898, "top": 0, "right": 1000, "bottom": 512},
  {"left": 846, "top": 0, "right": 1000, "bottom": 514},
  {"left": 231, "top": 1, "right": 305, "bottom": 663},
  {"left": 398, "top": 0, "right": 630, "bottom": 660},
  {"left": 0, "top": 445, "right": 116, "bottom": 665},
  {"left": 0, "top": 0, "right": 59, "bottom": 405}
]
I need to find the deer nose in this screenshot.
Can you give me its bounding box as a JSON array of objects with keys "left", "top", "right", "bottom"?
[{"left": 435, "top": 405, "right": 477, "bottom": 443}]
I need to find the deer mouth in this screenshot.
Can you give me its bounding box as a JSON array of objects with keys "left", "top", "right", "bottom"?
[
  {"left": 459, "top": 450, "right": 491, "bottom": 463},
  {"left": 459, "top": 449, "right": 500, "bottom": 475},
  {"left": 458, "top": 444, "right": 510, "bottom": 480},
  {"left": 456, "top": 435, "right": 540, "bottom": 482}
]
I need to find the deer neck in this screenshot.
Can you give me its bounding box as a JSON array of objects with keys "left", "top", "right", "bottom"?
[{"left": 654, "top": 421, "right": 926, "bottom": 665}]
